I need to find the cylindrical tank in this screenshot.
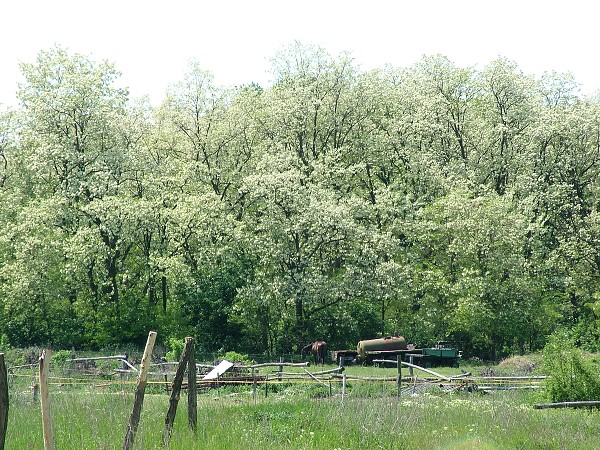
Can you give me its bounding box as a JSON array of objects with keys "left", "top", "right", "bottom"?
[{"left": 356, "top": 336, "right": 407, "bottom": 361}]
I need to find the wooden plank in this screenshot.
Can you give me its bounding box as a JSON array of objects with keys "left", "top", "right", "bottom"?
[
  {"left": 122, "top": 331, "right": 156, "bottom": 450},
  {"left": 67, "top": 355, "right": 127, "bottom": 362},
  {"left": 248, "top": 362, "right": 309, "bottom": 369},
  {"left": 534, "top": 401, "right": 600, "bottom": 409},
  {"left": 277, "top": 367, "right": 344, "bottom": 376},
  {"left": 472, "top": 376, "right": 547, "bottom": 380},
  {"left": 332, "top": 373, "right": 399, "bottom": 381},
  {"left": 302, "top": 369, "right": 330, "bottom": 389}
]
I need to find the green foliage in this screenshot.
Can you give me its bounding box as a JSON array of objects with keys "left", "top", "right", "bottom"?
[
  {"left": 542, "top": 331, "right": 600, "bottom": 402},
  {"left": 51, "top": 349, "right": 74, "bottom": 367},
  {"left": 1, "top": 44, "right": 600, "bottom": 360},
  {"left": 165, "top": 337, "right": 185, "bottom": 362},
  {"left": 220, "top": 351, "right": 254, "bottom": 365},
  {"left": 0, "top": 333, "right": 9, "bottom": 351}
]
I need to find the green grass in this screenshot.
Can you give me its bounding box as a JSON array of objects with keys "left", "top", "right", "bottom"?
[{"left": 5, "top": 361, "right": 600, "bottom": 450}]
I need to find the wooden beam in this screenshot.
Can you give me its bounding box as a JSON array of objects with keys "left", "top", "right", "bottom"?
[{"left": 534, "top": 401, "right": 600, "bottom": 409}]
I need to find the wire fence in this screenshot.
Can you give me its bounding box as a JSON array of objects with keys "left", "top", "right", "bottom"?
[{"left": 6, "top": 357, "right": 546, "bottom": 403}]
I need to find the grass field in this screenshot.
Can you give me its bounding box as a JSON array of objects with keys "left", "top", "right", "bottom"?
[{"left": 5, "top": 359, "right": 600, "bottom": 449}]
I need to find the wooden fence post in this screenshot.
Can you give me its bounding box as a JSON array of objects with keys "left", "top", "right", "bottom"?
[
  {"left": 252, "top": 368, "right": 257, "bottom": 403},
  {"left": 342, "top": 373, "right": 346, "bottom": 403},
  {"left": 0, "top": 353, "right": 8, "bottom": 450},
  {"left": 265, "top": 374, "right": 268, "bottom": 398},
  {"left": 278, "top": 357, "right": 283, "bottom": 382},
  {"left": 397, "top": 355, "right": 402, "bottom": 397},
  {"left": 163, "top": 337, "right": 195, "bottom": 445},
  {"left": 39, "top": 350, "right": 54, "bottom": 450},
  {"left": 122, "top": 331, "right": 156, "bottom": 450},
  {"left": 32, "top": 383, "right": 39, "bottom": 403},
  {"left": 187, "top": 337, "right": 197, "bottom": 432}
]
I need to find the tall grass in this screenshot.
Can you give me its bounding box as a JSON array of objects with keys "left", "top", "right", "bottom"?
[{"left": 6, "top": 376, "right": 600, "bottom": 449}]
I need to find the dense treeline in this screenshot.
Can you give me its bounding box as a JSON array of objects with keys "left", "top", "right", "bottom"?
[{"left": 1, "top": 44, "right": 599, "bottom": 360}]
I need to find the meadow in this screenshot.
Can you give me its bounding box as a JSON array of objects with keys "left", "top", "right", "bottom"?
[{"left": 5, "top": 359, "right": 600, "bottom": 449}]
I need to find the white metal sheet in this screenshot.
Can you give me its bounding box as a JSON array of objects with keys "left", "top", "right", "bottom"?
[{"left": 202, "top": 359, "right": 234, "bottom": 380}]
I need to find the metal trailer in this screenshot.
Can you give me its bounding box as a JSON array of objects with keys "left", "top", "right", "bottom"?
[{"left": 410, "top": 342, "right": 462, "bottom": 368}]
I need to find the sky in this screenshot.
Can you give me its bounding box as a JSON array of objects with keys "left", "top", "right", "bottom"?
[{"left": 1, "top": 0, "right": 599, "bottom": 107}]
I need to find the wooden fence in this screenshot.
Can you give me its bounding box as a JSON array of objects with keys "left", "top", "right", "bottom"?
[{"left": 2, "top": 339, "right": 557, "bottom": 448}]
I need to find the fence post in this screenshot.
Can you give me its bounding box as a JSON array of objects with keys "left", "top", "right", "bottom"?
[
  {"left": 397, "top": 355, "right": 402, "bottom": 397},
  {"left": 32, "top": 383, "right": 39, "bottom": 403},
  {"left": 187, "top": 337, "right": 197, "bottom": 432},
  {"left": 342, "top": 374, "right": 346, "bottom": 403},
  {"left": 122, "top": 331, "right": 157, "bottom": 450},
  {"left": 252, "top": 368, "right": 257, "bottom": 403},
  {"left": 39, "top": 350, "right": 54, "bottom": 450},
  {"left": 0, "top": 353, "right": 8, "bottom": 450},
  {"left": 265, "top": 374, "right": 268, "bottom": 398},
  {"left": 163, "top": 336, "right": 195, "bottom": 445},
  {"left": 278, "top": 357, "right": 283, "bottom": 382}
]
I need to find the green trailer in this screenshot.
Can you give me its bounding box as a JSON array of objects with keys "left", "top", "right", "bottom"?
[{"left": 419, "top": 342, "right": 461, "bottom": 368}]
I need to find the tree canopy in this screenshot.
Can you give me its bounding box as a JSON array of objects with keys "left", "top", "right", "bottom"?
[{"left": 1, "top": 45, "right": 599, "bottom": 359}]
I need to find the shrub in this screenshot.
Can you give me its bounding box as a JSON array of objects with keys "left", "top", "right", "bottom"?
[
  {"left": 51, "top": 349, "right": 74, "bottom": 367},
  {"left": 220, "top": 351, "right": 254, "bottom": 366},
  {"left": 542, "top": 331, "right": 600, "bottom": 402},
  {"left": 165, "top": 337, "right": 185, "bottom": 361}
]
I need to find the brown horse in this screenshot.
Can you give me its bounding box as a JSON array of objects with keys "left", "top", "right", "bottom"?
[{"left": 301, "top": 340, "right": 328, "bottom": 365}]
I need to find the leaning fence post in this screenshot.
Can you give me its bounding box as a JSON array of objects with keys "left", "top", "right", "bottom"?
[
  {"left": 162, "top": 336, "right": 195, "bottom": 446},
  {"left": 122, "top": 331, "right": 157, "bottom": 450},
  {"left": 39, "top": 350, "right": 54, "bottom": 450},
  {"left": 0, "top": 353, "right": 8, "bottom": 450},
  {"left": 187, "top": 337, "right": 197, "bottom": 432}
]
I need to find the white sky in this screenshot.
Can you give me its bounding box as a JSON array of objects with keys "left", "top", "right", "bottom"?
[{"left": 1, "top": 0, "right": 599, "bottom": 106}]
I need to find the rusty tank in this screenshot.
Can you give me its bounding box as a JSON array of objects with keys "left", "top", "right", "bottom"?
[{"left": 356, "top": 336, "right": 408, "bottom": 363}]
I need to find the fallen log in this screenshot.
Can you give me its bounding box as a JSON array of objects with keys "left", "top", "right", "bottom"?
[{"left": 534, "top": 401, "right": 600, "bottom": 409}]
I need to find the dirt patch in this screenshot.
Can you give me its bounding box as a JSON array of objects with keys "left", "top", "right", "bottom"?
[{"left": 497, "top": 354, "right": 543, "bottom": 375}]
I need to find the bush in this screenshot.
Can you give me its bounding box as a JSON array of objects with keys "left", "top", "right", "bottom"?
[
  {"left": 51, "top": 349, "right": 74, "bottom": 367},
  {"left": 542, "top": 331, "right": 600, "bottom": 402},
  {"left": 219, "top": 351, "right": 254, "bottom": 366},
  {"left": 165, "top": 337, "right": 185, "bottom": 362}
]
